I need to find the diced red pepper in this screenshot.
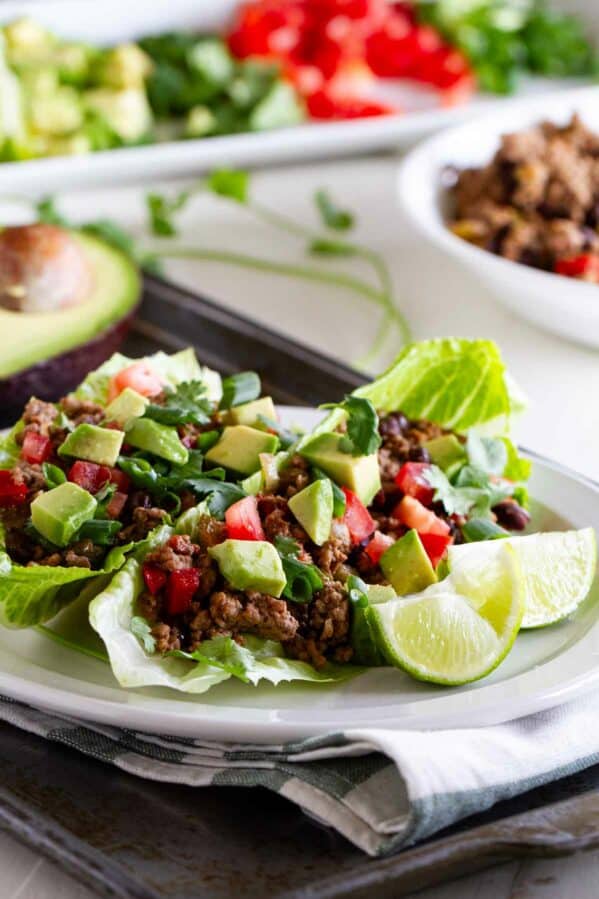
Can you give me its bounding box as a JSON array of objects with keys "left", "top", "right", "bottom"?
[
  {"left": 142, "top": 563, "right": 167, "bottom": 595},
  {"left": 166, "top": 569, "right": 201, "bottom": 616},
  {"left": 394, "top": 495, "right": 451, "bottom": 537},
  {"left": 107, "top": 467, "right": 131, "bottom": 493},
  {"left": 555, "top": 253, "right": 599, "bottom": 282},
  {"left": 105, "top": 491, "right": 128, "bottom": 520},
  {"left": 342, "top": 487, "right": 376, "bottom": 545},
  {"left": 68, "top": 460, "right": 110, "bottom": 494},
  {"left": 364, "top": 530, "right": 394, "bottom": 564},
  {"left": 21, "top": 432, "right": 52, "bottom": 465},
  {"left": 419, "top": 531, "right": 453, "bottom": 568},
  {"left": 0, "top": 469, "right": 28, "bottom": 506},
  {"left": 225, "top": 495, "right": 266, "bottom": 541},
  {"left": 306, "top": 88, "right": 395, "bottom": 119},
  {"left": 395, "top": 462, "right": 434, "bottom": 506}
]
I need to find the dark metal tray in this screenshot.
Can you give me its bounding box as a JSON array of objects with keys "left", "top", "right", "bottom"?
[{"left": 3, "top": 274, "right": 599, "bottom": 898}]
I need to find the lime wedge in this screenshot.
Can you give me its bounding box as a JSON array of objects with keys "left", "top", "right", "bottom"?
[
  {"left": 448, "top": 529, "right": 597, "bottom": 629},
  {"left": 368, "top": 542, "right": 524, "bottom": 685}
]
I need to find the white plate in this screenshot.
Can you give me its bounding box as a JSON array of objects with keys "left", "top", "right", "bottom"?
[
  {"left": 0, "top": 407, "right": 598, "bottom": 743},
  {"left": 397, "top": 85, "right": 599, "bottom": 350},
  {"left": 0, "top": 0, "right": 593, "bottom": 194}
]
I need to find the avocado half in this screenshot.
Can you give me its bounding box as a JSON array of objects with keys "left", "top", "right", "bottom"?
[{"left": 0, "top": 231, "right": 141, "bottom": 423}]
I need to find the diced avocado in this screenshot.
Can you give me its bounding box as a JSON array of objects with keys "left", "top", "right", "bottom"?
[
  {"left": 209, "top": 539, "right": 286, "bottom": 597},
  {"left": 240, "top": 469, "right": 263, "bottom": 496},
  {"left": 227, "top": 396, "right": 276, "bottom": 427},
  {"left": 59, "top": 423, "right": 124, "bottom": 467},
  {"left": 125, "top": 418, "right": 188, "bottom": 466},
  {"left": 31, "top": 482, "right": 97, "bottom": 547},
  {"left": 424, "top": 435, "right": 466, "bottom": 477},
  {"left": 205, "top": 426, "right": 279, "bottom": 475},
  {"left": 380, "top": 529, "right": 437, "bottom": 596},
  {"left": 29, "top": 86, "right": 83, "bottom": 136},
  {"left": 104, "top": 387, "right": 149, "bottom": 428},
  {"left": 288, "top": 479, "right": 333, "bottom": 546},
  {"left": 84, "top": 87, "right": 152, "bottom": 142},
  {"left": 300, "top": 432, "right": 381, "bottom": 505}
]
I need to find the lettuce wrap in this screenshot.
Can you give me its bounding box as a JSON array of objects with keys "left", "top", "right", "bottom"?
[
  {"left": 0, "top": 348, "right": 222, "bottom": 629},
  {"left": 89, "top": 511, "right": 359, "bottom": 693}
]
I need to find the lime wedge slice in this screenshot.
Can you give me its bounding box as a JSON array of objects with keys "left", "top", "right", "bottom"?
[
  {"left": 368, "top": 542, "right": 524, "bottom": 685},
  {"left": 448, "top": 529, "right": 597, "bottom": 629}
]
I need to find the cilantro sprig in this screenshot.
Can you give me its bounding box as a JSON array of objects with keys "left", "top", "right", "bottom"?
[
  {"left": 322, "top": 396, "right": 381, "bottom": 457},
  {"left": 144, "top": 381, "right": 213, "bottom": 427}
]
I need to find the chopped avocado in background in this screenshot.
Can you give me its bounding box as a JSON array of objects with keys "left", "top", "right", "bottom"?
[
  {"left": 424, "top": 434, "right": 467, "bottom": 477},
  {"left": 227, "top": 396, "right": 277, "bottom": 427},
  {"left": 104, "top": 387, "right": 149, "bottom": 428},
  {"left": 31, "top": 481, "right": 97, "bottom": 547},
  {"left": 58, "top": 423, "right": 124, "bottom": 467},
  {"left": 209, "top": 539, "right": 287, "bottom": 597}
]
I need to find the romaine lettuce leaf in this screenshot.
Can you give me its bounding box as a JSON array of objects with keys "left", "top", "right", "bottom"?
[
  {"left": 74, "top": 348, "right": 222, "bottom": 406},
  {"left": 177, "top": 634, "right": 358, "bottom": 685},
  {"left": 0, "top": 419, "right": 23, "bottom": 469},
  {"left": 312, "top": 339, "right": 526, "bottom": 440}
]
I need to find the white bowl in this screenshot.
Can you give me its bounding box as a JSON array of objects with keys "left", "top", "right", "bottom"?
[{"left": 397, "top": 85, "right": 599, "bottom": 349}]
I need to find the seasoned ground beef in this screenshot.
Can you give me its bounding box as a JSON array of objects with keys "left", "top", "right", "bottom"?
[
  {"left": 286, "top": 581, "right": 352, "bottom": 668},
  {"left": 278, "top": 453, "right": 311, "bottom": 497},
  {"left": 11, "top": 460, "right": 46, "bottom": 493},
  {"left": 60, "top": 395, "right": 104, "bottom": 426},
  {"left": 15, "top": 397, "right": 58, "bottom": 447},
  {"left": 145, "top": 534, "right": 199, "bottom": 571},
  {"left": 193, "top": 515, "right": 227, "bottom": 549},
  {"left": 449, "top": 114, "right": 599, "bottom": 278},
  {"left": 119, "top": 507, "right": 168, "bottom": 543}
]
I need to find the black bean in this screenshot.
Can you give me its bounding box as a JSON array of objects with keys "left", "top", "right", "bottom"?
[
  {"left": 408, "top": 445, "right": 431, "bottom": 463},
  {"left": 493, "top": 500, "right": 530, "bottom": 531},
  {"left": 379, "top": 413, "right": 409, "bottom": 437}
]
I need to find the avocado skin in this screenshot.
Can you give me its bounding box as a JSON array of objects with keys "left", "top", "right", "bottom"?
[{"left": 0, "top": 310, "right": 136, "bottom": 426}]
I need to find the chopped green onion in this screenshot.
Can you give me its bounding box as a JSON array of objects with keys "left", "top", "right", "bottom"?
[{"left": 220, "top": 371, "right": 261, "bottom": 409}]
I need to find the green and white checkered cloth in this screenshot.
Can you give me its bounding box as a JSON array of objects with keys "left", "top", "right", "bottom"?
[{"left": 1, "top": 693, "right": 598, "bottom": 856}]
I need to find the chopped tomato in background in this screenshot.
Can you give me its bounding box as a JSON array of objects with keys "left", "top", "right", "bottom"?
[
  {"left": 555, "top": 254, "right": 599, "bottom": 282},
  {"left": 341, "top": 487, "right": 376, "bottom": 545},
  {"left": 226, "top": 0, "right": 476, "bottom": 122}
]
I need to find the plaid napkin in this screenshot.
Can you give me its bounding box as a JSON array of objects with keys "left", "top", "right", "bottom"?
[{"left": 2, "top": 693, "right": 599, "bottom": 856}]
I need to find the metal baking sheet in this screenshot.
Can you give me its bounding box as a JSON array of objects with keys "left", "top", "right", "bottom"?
[{"left": 3, "top": 274, "right": 599, "bottom": 898}]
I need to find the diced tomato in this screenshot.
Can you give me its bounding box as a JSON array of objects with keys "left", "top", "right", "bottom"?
[
  {"left": 107, "top": 467, "right": 131, "bottom": 493},
  {"left": 68, "top": 460, "right": 110, "bottom": 494},
  {"left": 342, "top": 487, "right": 376, "bottom": 545},
  {"left": 143, "top": 563, "right": 167, "bottom": 596},
  {"left": 364, "top": 530, "right": 394, "bottom": 564},
  {"left": 395, "top": 462, "right": 434, "bottom": 506},
  {"left": 20, "top": 431, "right": 52, "bottom": 465},
  {"left": 105, "top": 491, "right": 128, "bottom": 520},
  {"left": 166, "top": 569, "right": 201, "bottom": 616},
  {"left": 419, "top": 531, "right": 453, "bottom": 568},
  {"left": 366, "top": 16, "right": 430, "bottom": 77},
  {"left": 283, "top": 60, "right": 325, "bottom": 96},
  {"left": 225, "top": 495, "right": 265, "bottom": 541},
  {"left": 555, "top": 253, "right": 599, "bottom": 282},
  {"left": 0, "top": 469, "right": 28, "bottom": 506},
  {"left": 394, "top": 495, "right": 451, "bottom": 537},
  {"left": 415, "top": 46, "right": 470, "bottom": 88},
  {"left": 107, "top": 361, "right": 164, "bottom": 403}
]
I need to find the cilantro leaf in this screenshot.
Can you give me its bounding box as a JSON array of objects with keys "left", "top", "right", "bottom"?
[
  {"left": 425, "top": 465, "right": 513, "bottom": 519},
  {"left": 145, "top": 381, "right": 213, "bottom": 427},
  {"left": 274, "top": 536, "right": 323, "bottom": 603},
  {"left": 466, "top": 434, "right": 508, "bottom": 476},
  {"left": 206, "top": 169, "right": 249, "bottom": 204},
  {"left": 146, "top": 189, "right": 194, "bottom": 237},
  {"left": 323, "top": 396, "right": 381, "bottom": 457},
  {"left": 220, "top": 371, "right": 261, "bottom": 409},
  {"left": 131, "top": 616, "right": 156, "bottom": 654},
  {"left": 314, "top": 189, "right": 354, "bottom": 231}
]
